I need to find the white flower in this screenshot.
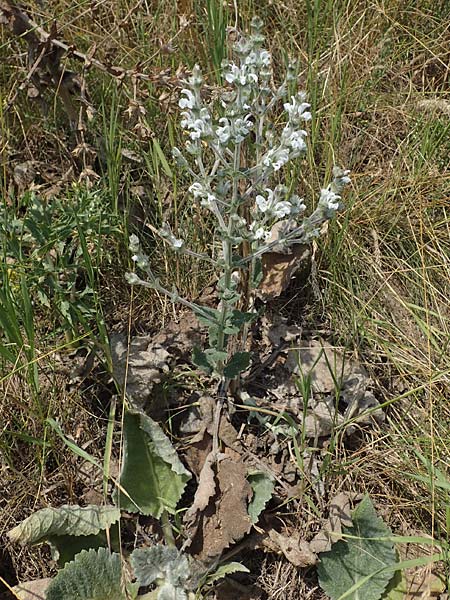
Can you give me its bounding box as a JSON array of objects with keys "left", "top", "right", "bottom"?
[
  {"left": 224, "top": 63, "right": 258, "bottom": 86},
  {"left": 250, "top": 223, "right": 270, "bottom": 241},
  {"left": 332, "top": 167, "right": 351, "bottom": 188},
  {"left": 180, "top": 107, "right": 212, "bottom": 140},
  {"left": 256, "top": 194, "right": 270, "bottom": 212},
  {"left": 273, "top": 201, "right": 292, "bottom": 218},
  {"left": 254, "top": 227, "right": 268, "bottom": 240},
  {"left": 131, "top": 253, "right": 149, "bottom": 269},
  {"left": 178, "top": 89, "right": 196, "bottom": 110},
  {"left": 263, "top": 148, "right": 289, "bottom": 171},
  {"left": 233, "top": 115, "right": 253, "bottom": 142},
  {"left": 159, "top": 222, "right": 185, "bottom": 251},
  {"left": 189, "top": 182, "right": 205, "bottom": 198},
  {"left": 320, "top": 188, "right": 341, "bottom": 211},
  {"left": 216, "top": 118, "right": 231, "bottom": 144},
  {"left": 284, "top": 93, "right": 312, "bottom": 123},
  {"left": 286, "top": 129, "right": 308, "bottom": 152},
  {"left": 201, "top": 193, "right": 217, "bottom": 209},
  {"left": 244, "top": 49, "right": 271, "bottom": 68}
]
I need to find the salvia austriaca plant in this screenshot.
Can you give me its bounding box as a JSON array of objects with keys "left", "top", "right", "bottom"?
[{"left": 126, "top": 16, "right": 351, "bottom": 395}]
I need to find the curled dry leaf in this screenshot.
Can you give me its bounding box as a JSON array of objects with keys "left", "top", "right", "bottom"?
[
  {"left": 275, "top": 339, "right": 385, "bottom": 435},
  {"left": 185, "top": 455, "right": 252, "bottom": 560},
  {"left": 110, "top": 333, "right": 171, "bottom": 409},
  {"left": 310, "top": 492, "right": 354, "bottom": 554},
  {"left": 111, "top": 315, "right": 202, "bottom": 412},
  {"left": 184, "top": 450, "right": 217, "bottom": 522},
  {"left": 259, "top": 244, "right": 310, "bottom": 299},
  {"left": 11, "top": 578, "right": 52, "bottom": 600},
  {"left": 264, "top": 529, "right": 318, "bottom": 567}
]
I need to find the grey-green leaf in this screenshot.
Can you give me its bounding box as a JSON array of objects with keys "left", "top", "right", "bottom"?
[
  {"left": 223, "top": 351, "right": 251, "bottom": 379},
  {"left": 8, "top": 504, "right": 120, "bottom": 566},
  {"left": 157, "top": 583, "right": 187, "bottom": 600},
  {"left": 46, "top": 547, "right": 125, "bottom": 600},
  {"left": 247, "top": 472, "right": 275, "bottom": 524},
  {"left": 8, "top": 505, "right": 120, "bottom": 546},
  {"left": 131, "top": 545, "right": 189, "bottom": 587},
  {"left": 192, "top": 347, "right": 212, "bottom": 373},
  {"left": 114, "top": 408, "right": 191, "bottom": 517},
  {"left": 318, "top": 495, "right": 396, "bottom": 600}
]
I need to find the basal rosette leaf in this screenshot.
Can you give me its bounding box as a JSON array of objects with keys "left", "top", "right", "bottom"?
[
  {"left": 8, "top": 505, "right": 120, "bottom": 564},
  {"left": 130, "top": 545, "right": 189, "bottom": 587},
  {"left": 46, "top": 547, "right": 125, "bottom": 600},
  {"left": 114, "top": 408, "right": 191, "bottom": 517},
  {"left": 318, "top": 495, "right": 396, "bottom": 600},
  {"left": 8, "top": 505, "right": 120, "bottom": 544}
]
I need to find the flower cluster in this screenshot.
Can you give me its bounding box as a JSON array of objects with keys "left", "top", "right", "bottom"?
[
  {"left": 178, "top": 68, "right": 214, "bottom": 143},
  {"left": 317, "top": 167, "right": 351, "bottom": 217},
  {"left": 166, "top": 16, "right": 351, "bottom": 259},
  {"left": 159, "top": 223, "right": 184, "bottom": 252}
]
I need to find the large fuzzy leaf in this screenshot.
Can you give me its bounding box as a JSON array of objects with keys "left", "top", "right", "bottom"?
[
  {"left": 8, "top": 505, "right": 120, "bottom": 545},
  {"left": 46, "top": 547, "right": 125, "bottom": 600},
  {"left": 8, "top": 504, "right": 120, "bottom": 563},
  {"left": 318, "top": 495, "right": 396, "bottom": 600},
  {"left": 131, "top": 546, "right": 189, "bottom": 587},
  {"left": 114, "top": 408, "right": 191, "bottom": 517}
]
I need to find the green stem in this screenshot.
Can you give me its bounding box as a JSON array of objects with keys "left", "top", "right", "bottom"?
[
  {"left": 216, "top": 132, "right": 242, "bottom": 378},
  {"left": 161, "top": 510, "right": 176, "bottom": 547}
]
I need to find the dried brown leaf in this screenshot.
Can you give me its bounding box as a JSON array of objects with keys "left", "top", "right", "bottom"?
[
  {"left": 186, "top": 456, "right": 252, "bottom": 560},
  {"left": 12, "top": 578, "right": 52, "bottom": 600},
  {"left": 264, "top": 529, "right": 318, "bottom": 567},
  {"left": 310, "top": 492, "right": 354, "bottom": 554},
  {"left": 259, "top": 244, "right": 310, "bottom": 299},
  {"left": 185, "top": 450, "right": 217, "bottom": 522}
]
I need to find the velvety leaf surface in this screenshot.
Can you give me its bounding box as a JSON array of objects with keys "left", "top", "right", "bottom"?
[
  {"left": 318, "top": 495, "right": 396, "bottom": 600},
  {"left": 114, "top": 408, "right": 191, "bottom": 517},
  {"left": 8, "top": 505, "right": 120, "bottom": 545},
  {"left": 46, "top": 547, "right": 125, "bottom": 600}
]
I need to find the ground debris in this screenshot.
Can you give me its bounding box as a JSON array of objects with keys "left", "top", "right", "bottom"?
[
  {"left": 184, "top": 455, "right": 252, "bottom": 561},
  {"left": 110, "top": 314, "right": 203, "bottom": 411},
  {"left": 309, "top": 492, "right": 355, "bottom": 554},
  {"left": 262, "top": 529, "right": 318, "bottom": 567},
  {"left": 254, "top": 338, "right": 384, "bottom": 438},
  {"left": 11, "top": 578, "right": 52, "bottom": 600}
]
